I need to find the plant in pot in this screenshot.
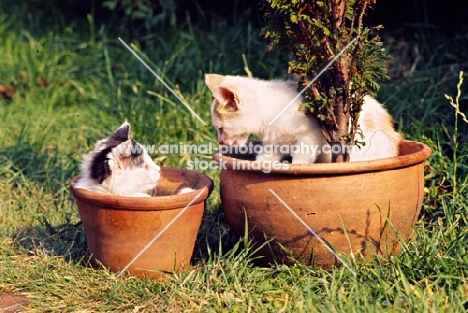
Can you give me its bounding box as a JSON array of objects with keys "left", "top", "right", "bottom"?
[
  {"left": 69, "top": 122, "right": 214, "bottom": 280},
  {"left": 211, "top": 0, "right": 432, "bottom": 268}
]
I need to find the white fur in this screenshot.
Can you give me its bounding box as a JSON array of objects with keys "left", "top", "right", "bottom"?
[
  {"left": 205, "top": 74, "right": 401, "bottom": 163},
  {"left": 75, "top": 121, "right": 161, "bottom": 197},
  {"left": 82, "top": 146, "right": 160, "bottom": 197}
]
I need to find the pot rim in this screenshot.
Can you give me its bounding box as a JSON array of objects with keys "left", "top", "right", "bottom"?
[
  {"left": 213, "top": 140, "right": 431, "bottom": 175},
  {"left": 69, "top": 167, "right": 214, "bottom": 210}
]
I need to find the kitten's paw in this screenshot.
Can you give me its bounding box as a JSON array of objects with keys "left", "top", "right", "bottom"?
[
  {"left": 178, "top": 187, "right": 194, "bottom": 194},
  {"left": 292, "top": 153, "right": 318, "bottom": 164},
  {"left": 255, "top": 154, "right": 283, "bottom": 162}
]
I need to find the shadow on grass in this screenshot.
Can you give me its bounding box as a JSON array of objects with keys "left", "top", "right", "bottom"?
[
  {"left": 192, "top": 207, "right": 238, "bottom": 263},
  {"left": 2, "top": 128, "right": 238, "bottom": 270},
  {"left": 0, "top": 132, "right": 89, "bottom": 264},
  {"left": 13, "top": 217, "right": 89, "bottom": 264},
  {"left": 13, "top": 204, "right": 238, "bottom": 269}
]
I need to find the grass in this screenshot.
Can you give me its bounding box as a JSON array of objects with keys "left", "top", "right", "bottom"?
[{"left": 1, "top": 1, "right": 467, "bottom": 312}]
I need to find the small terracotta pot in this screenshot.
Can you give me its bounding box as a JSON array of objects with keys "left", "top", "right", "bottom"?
[
  {"left": 213, "top": 140, "right": 431, "bottom": 268},
  {"left": 69, "top": 167, "right": 213, "bottom": 280}
]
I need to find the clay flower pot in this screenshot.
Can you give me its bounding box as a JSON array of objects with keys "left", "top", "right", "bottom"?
[
  {"left": 213, "top": 140, "right": 431, "bottom": 268},
  {"left": 69, "top": 167, "right": 213, "bottom": 280}
]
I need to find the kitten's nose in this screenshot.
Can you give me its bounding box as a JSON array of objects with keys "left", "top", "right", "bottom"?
[{"left": 150, "top": 163, "right": 160, "bottom": 172}]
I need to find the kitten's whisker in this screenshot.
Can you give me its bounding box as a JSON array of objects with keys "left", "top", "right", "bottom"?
[
  {"left": 118, "top": 37, "right": 208, "bottom": 126},
  {"left": 268, "top": 38, "right": 357, "bottom": 126}
]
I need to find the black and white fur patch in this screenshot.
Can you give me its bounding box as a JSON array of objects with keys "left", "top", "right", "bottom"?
[{"left": 75, "top": 121, "right": 161, "bottom": 197}]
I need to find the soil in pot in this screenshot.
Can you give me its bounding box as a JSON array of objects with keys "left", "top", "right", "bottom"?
[
  {"left": 70, "top": 167, "right": 213, "bottom": 280},
  {"left": 213, "top": 140, "right": 431, "bottom": 268}
]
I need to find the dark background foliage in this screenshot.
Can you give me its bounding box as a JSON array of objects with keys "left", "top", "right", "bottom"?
[{"left": 11, "top": 0, "right": 468, "bottom": 35}]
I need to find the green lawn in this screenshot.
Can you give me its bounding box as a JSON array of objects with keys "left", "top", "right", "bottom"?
[{"left": 0, "top": 1, "right": 467, "bottom": 312}]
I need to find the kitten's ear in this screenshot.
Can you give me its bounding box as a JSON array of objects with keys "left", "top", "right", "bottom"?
[
  {"left": 205, "top": 74, "right": 239, "bottom": 112},
  {"left": 111, "top": 121, "right": 131, "bottom": 142},
  {"left": 205, "top": 74, "right": 224, "bottom": 90},
  {"left": 217, "top": 86, "right": 239, "bottom": 112}
]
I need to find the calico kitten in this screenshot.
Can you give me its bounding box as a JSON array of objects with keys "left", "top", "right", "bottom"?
[
  {"left": 75, "top": 121, "right": 161, "bottom": 197},
  {"left": 205, "top": 74, "right": 401, "bottom": 163}
]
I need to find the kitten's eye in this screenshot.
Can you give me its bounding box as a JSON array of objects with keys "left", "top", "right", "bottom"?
[{"left": 218, "top": 127, "right": 223, "bottom": 135}]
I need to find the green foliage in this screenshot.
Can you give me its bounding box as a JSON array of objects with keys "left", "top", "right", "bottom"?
[
  {"left": 1, "top": 0, "right": 467, "bottom": 311},
  {"left": 102, "top": 0, "right": 177, "bottom": 31},
  {"left": 261, "top": 0, "right": 390, "bottom": 156},
  {"left": 444, "top": 72, "right": 468, "bottom": 196}
]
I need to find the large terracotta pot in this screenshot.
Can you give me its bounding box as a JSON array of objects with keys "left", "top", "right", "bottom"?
[
  {"left": 213, "top": 140, "right": 431, "bottom": 268},
  {"left": 69, "top": 167, "right": 213, "bottom": 280}
]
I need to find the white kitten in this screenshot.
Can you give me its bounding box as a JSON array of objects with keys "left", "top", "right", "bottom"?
[
  {"left": 205, "top": 74, "right": 401, "bottom": 163},
  {"left": 75, "top": 121, "right": 161, "bottom": 197}
]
